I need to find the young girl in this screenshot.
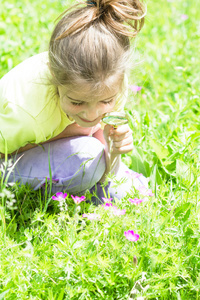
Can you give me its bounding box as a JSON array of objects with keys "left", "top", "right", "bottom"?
[{"left": 0, "top": 0, "right": 147, "bottom": 203}]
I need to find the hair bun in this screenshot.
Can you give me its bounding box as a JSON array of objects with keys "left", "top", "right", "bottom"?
[
  {"left": 87, "top": 0, "right": 146, "bottom": 37},
  {"left": 54, "top": 0, "right": 145, "bottom": 40}
]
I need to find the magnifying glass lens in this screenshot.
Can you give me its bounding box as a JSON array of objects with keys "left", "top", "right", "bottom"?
[{"left": 102, "top": 112, "right": 128, "bottom": 127}]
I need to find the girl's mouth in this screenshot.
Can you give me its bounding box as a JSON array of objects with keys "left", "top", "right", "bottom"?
[{"left": 78, "top": 116, "right": 99, "bottom": 123}]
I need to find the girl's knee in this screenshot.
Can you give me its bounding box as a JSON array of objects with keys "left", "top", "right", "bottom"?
[
  {"left": 58, "top": 137, "right": 106, "bottom": 192},
  {"left": 4, "top": 137, "right": 106, "bottom": 193}
]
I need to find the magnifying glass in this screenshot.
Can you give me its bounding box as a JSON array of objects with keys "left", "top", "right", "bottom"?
[
  {"left": 102, "top": 112, "right": 128, "bottom": 128},
  {"left": 102, "top": 112, "right": 129, "bottom": 174}
]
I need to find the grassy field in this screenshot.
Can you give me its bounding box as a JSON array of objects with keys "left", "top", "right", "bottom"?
[{"left": 0, "top": 0, "right": 200, "bottom": 299}]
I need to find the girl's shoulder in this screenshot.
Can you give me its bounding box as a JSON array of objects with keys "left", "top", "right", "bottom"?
[
  {"left": 0, "top": 52, "right": 50, "bottom": 87},
  {"left": 0, "top": 52, "right": 59, "bottom": 117}
]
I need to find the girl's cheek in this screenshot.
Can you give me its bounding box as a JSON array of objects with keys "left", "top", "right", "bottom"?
[
  {"left": 104, "top": 103, "right": 115, "bottom": 111},
  {"left": 68, "top": 105, "right": 83, "bottom": 113}
]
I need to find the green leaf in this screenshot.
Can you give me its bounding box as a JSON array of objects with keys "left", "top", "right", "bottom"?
[
  {"left": 149, "top": 139, "right": 169, "bottom": 160},
  {"left": 0, "top": 290, "right": 10, "bottom": 300},
  {"left": 174, "top": 203, "right": 191, "bottom": 218},
  {"left": 131, "top": 147, "right": 150, "bottom": 177},
  {"left": 176, "top": 160, "right": 194, "bottom": 183},
  {"left": 150, "top": 164, "right": 163, "bottom": 189}
]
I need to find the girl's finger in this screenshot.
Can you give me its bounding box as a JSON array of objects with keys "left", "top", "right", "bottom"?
[
  {"left": 112, "top": 143, "right": 134, "bottom": 154},
  {"left": 112, "top": 124, "right": 131, "bottom": 135},
  {"left": 103, "top": 124, "right": 114, "bottom": 142},
  {"left": 112, "top": 130, "right": 133, "bottom": 142},
  {"left": 113, "top": 135, "right": 133, "bottom": 149}
]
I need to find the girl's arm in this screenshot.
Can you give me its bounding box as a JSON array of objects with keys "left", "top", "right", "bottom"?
[
  {"left": 92, "top": 127, "right": 105, "bottom": 145},
  {"left": 1, "top": 123, "right": 101, "bottom": 157}
]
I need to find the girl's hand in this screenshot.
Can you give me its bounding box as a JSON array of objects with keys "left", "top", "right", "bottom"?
[{"left": 103, "top": 124, "right": 133, "bottom": 155}]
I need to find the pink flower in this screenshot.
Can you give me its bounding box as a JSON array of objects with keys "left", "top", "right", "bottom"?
[
  {"left": 137, "top": 186, "right": 154, "bottom": 197},
  {"left": 52, "top": 192, "right": 67, "bottom": 201},
  {"left": 124, "top": 230, "right": 140, "bottom": 242},
  {"left": 129, "top": 85, "right": 142, "bottom": 93},
  {"left": 181, "top": 14, "right": 188, "bottom": 20},
  {"left": 102, "top": 197, "right": 113, "bottom": 203},
  {"left": 125, "top": 170, "right": 143, "bottom": 180},
  {"left": 113, "top": 208, "right": 126, "bottom": 216},
  {"left": 129, "top": 198, "right": 144, "bottom": 205},
  {"left": 82, "top": 213, "right": 100, "bottom": 220},
  {"left": 71, "top": 195, "right": 86, "bottom": 204},
  {"left": 103, "top": 203, "right": 114, "bottom": 210}
]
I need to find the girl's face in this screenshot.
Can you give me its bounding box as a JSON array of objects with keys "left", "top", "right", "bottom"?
[{"left": 58, "top": 83, "right": 120, "bottom": 128}]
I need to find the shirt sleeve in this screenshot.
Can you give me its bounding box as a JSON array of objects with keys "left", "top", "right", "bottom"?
[
  {"left": 0, "top": 102, "right": 42, "bottom": 154},
  {"left": 0, "top": 52, "right": 73, "bottom": 154}
]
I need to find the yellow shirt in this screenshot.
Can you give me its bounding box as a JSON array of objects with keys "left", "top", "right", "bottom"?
[{"left": 0, "top": 52, "right": 127, "bottom": 154}]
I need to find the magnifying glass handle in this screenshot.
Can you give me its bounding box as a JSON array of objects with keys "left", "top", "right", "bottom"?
[
  {"left": 105, "top": 129, "right": 120, "bottom": 176},
  {"left": 107, "top": 135, "right": 112, "bottom": 170}
]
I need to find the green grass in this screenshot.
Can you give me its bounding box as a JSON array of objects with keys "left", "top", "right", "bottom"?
[{"left": 0, "top": 0, "right": 200, "bottom": 299}]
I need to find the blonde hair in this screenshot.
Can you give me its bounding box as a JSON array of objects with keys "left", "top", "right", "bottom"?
[{"left": 49, "top": 0, "right": 146, "bottom": 91}]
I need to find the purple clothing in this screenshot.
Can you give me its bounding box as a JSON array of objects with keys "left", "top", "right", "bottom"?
[{"left": 1, "top": 136, "right": 148, "bottom": 204}]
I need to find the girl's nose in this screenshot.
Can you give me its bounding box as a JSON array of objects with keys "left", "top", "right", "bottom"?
[{"left": 83, "top": 107, "right": 100, "bottom": 121}]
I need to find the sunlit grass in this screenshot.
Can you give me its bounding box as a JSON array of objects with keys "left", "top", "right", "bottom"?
[{"left": 0, "top": 0, "right": 200, "bottom": 299}]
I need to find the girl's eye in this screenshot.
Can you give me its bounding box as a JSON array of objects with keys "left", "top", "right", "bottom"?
[
  {"left": 101, "top": 99, "right": 113, "bottom": 105},
  {"left": 71, "top": 102, "right": 83, "bottom": 106}
]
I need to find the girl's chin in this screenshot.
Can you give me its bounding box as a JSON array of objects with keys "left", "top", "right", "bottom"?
[{"left": 77, "top": 121, "right": 98, "bottom": 128}]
